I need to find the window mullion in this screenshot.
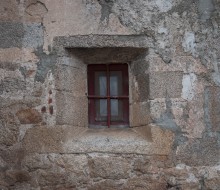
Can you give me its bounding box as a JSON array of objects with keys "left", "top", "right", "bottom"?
[{"left": 107, "top": 64, "right": 111, "bottom": 128}]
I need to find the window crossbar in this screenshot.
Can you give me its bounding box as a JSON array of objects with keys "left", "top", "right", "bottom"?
[{"left": 88, "top": 95, "right": 129, "bottom": 99}]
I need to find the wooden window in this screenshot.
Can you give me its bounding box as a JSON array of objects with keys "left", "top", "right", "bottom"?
[{"left": 88, "top": 64, "right": 129, "bottom": 128}]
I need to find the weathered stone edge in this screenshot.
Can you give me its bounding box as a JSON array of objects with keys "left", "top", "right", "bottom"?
[{"left": 53, "top": 35, "right": 151, "bottom": 49}]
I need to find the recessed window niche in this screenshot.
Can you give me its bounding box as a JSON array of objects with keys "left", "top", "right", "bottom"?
[{"left": 24, "top": 35, "right": 172, "bottom": 155}]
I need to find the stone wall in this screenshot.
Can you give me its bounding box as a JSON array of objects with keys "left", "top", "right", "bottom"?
[{"left": 0, "top": 0, "right": 220, "bottom": 189}]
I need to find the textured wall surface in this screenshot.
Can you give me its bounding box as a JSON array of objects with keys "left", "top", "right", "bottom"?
[{"left": 0, "top": 0, "right": 220, "bottom": 189}]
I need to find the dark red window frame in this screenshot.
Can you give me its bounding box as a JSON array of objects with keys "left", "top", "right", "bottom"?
[{"left": 88, "top": 64, "right": 129, "bottom": 128}]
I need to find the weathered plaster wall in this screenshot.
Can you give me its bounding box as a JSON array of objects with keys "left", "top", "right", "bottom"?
[{"left": 0, "top": 0, "right": 220, "bottom": 189}]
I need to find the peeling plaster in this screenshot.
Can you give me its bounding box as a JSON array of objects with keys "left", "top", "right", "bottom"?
[
  {"left": 181, "top": 73, "right": 197, "bottom": 101},
  {"left": 182, "top": 32, "right": 196, "bottom": 56},
  {"left": 25, "top": 1, "right": 48, "bottom": 17}
]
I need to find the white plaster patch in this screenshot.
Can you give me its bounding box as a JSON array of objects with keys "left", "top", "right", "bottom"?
[
  {"left": 19, "top": 125, "right": 34, "bottom": 141},
  {"left": 155, "top": 0, "right": 173, "bottom": 12},
  {"left": 181, "top": 73, "right": 197, "bottom": 101},
  {"left": 40, "top": 71, "right": 56, "bottom": 126},
  {"left": 176, "top": 163, "right": 190, "bottom": 170},
  {"left": 186, "top": 173, "right": 198, "bottom": 183},
  {"left": 182, "top": 32, "right": 196, "bottom": 56},
  {"left": 176, "top": 164, "right": 186, "bottom": 170},
  {"left": 215, "top": 165, "right": 220, "bottom": 171},
  {"left": 158, "top": 40, "right": 166, "bottom": 49},
  {"left": 158, "top": 26, "right": 168, "bottom": 35}
]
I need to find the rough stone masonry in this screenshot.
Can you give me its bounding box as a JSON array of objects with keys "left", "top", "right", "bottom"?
[{"left": 0, "top": 0, "right": 220, "bottom": 189}]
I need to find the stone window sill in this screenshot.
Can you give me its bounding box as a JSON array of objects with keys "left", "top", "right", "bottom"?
[{"left": 23, "top": 124, "right": 174, "bottom": 155}]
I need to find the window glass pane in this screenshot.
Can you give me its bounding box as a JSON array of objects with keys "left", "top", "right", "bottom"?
[
  {"left": 88, "top": 64, "right": 129, "bottom": 127},
  {"left": 111, "top": 99, "right": 118, "bottom": 116},
  {"left": 110, "top": 71, "right": 122, "bottom": 96},
  {"left": 95, "top": 99, "right": 107, "bottom": 121},
  {"left": 100, "top": 99, "right": 107, "bottom": 116},
  {"left": 111, "top": 99, "right": 123, "bottom": 121},
  {"left": 95, "top": 72, "right": 106, "bottom": 96}
]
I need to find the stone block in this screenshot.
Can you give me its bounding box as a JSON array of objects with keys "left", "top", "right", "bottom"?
[
  {"left": 22, "top": 124, "right": 173, "bottom": 155},
  {"left": 69, "top": 47, "right": 147, "bottom": 64},
  {"left": 0, "top": 181, "right": 8, "bottom": 190},
  {"left": 133, "top": 157, "right": 151, "bottom": 175},
  {"left": 54, "top": 64, "right": 87, "bottom": 96},
  {"left": 35, "top": 170, "right": 67, "bottom": 187},
  {"left": 130, "top": 74, "right": 149, "bottom": 102},
  {"left": 149, "top": 71, "right": 183, "bottom": 99},
  {"left": 0, "top": 62, "right": 19, "bottom": 71},
  {"left": 135, "top": 74, "right": 149, "bottom": 102},
  {"left": 205, "top": 178, "right": 220, "bottom": 190},
  {"left": 6, "top": 170, "right": 31, "bottom": 183},
  {"left": 22, "top": 154, "right": 52, "bottom": 171},
  {"left": 22, "top": 23, "right": 44, "bottom": 49},
  {"left": 130, "top": 102, "right": 152, "bottom": 127},
  {"left": 150, "top": 99, "right": 166, "bottom": 120},
  {"left": 0, "top": 124, "right": 19, "bottom": 147},
  {"left": 0, "top": 156, "right": 7, "bottom": 170},
  {"left": 0, "top": 48, "right": 39, "bottom": 64},
  {"left": 55, "top": 91, "right": 88, "bottom": 126},
  {"left": 0, "top": 22, "right": 43, "bottom": 49},
  {"left": 130, "top": 58, "right": 149, "bottom": 76},
  {"left": 6, "top": 183, "right": 32, "bottom": 190},
  {"left": 22, "top": 125, "right": 86, "bottom": 153},
  {"left": 62, "top": 128, "right": 154, "bottom": 155},
  {"left": 124, "top": 176, "right": 167, "bottom": 190},
  {"left": 0, "top": 22, "right": 24, "bottom": 48},
  {"left": 16, "top": 108, "right": 42, "bottom": 124},
  {"left": 0, "top": 146, "right": 25, "bottom": 167},
  {"left": 88, "top": 156, "right": 130, "bottom": 179},
  {"left": 54, "top": 35, "right": 149, "bottom": 49},
  {"left": 176, "top": 137, "right": 220, "bottom": 166},
  {"left": 0, "top": 77, "right": 26, "bottom": 95},
  {"left": 23, "top": 126, "right": 65, "bottom": 153},
  {"left": 58, "top": 154, "right": 89, "bottom": 186},
  {"left": 0, "top": 0, "right": 20, "bottom": 22},
  {"left": 88, "top": 179, "right": 124, "bottom": 190},
  {"left": 205, "top": 86, "right": 220, "bottom": 132},
  {"left": 59, "top": 154, "right": 88, "bottom": 173},
  {"left": 0, "top": 112, "right": 19, "bottom": 146},
  {"left": 21, "top": 153, "right": 89, "bottom": 188},
  {"left": 179, "top": 183, "right": 200, "bottom": 190},
  {"left": 132, "top": 125, "right": 152, "bottom": 141},
  {"left": 150, "top": 124, "right": 174, "bottom": 155}
]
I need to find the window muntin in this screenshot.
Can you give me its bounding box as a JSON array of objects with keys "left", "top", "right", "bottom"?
[{"left": 88, "top": 64, "right": 129, "bottom": 128}]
